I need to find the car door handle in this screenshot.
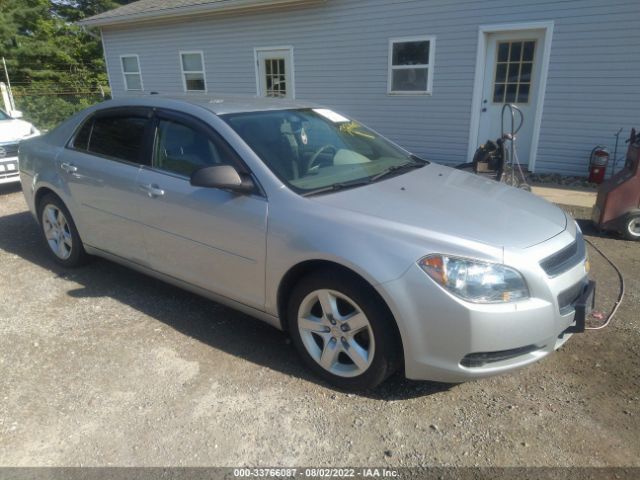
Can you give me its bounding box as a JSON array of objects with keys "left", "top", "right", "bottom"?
[
  {"left": 139, "top": 183, "right": 165, "bottom": 198},
  {"left": 60, "top": 162, "right": 78, "bottom": 173}
]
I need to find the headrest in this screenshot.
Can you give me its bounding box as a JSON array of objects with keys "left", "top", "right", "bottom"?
[
  {"left": 241, "top": 118, "right": 282, "bottom": 145},
  {"left": 163, "top": 122, "right": 195, "bottom": 149}
]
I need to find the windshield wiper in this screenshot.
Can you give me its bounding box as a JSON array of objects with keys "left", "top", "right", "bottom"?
[
  {"left": 301, "top": 178, "right": 372, "bottom": 197},
  {"left": 369, "top": 159, "right": 427, "bottom": 183}
]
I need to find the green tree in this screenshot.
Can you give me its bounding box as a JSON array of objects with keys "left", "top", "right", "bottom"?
[{"left": 0, "top": 0, "right": 134, "bottom": 129}]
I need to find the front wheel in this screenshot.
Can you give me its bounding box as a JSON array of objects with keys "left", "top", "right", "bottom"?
[{"left": 288, "top": 270, "right": 401, "bottom": 390}]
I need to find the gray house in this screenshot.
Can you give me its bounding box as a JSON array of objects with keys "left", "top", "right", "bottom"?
[{"left": 81, "top": 0, "right": 640, "bottom": 176}]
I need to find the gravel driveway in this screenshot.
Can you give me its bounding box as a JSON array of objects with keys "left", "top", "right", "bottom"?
[{"left": 1, "top": 183, "right": 638, "bottom": 467}]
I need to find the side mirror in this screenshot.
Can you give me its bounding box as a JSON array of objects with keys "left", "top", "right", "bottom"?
[
  {"left": 10, "top": 110, "right": 23, "bottom": 119},
  {"left": 190, "top": 165, "right": 255, "bottom": 193}
]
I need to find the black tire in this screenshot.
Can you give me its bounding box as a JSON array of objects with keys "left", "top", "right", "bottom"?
[
  {"left": 287, "top": 268, "right": 401, "bottom": 391},
  {"left": 621, "top": 212, "right": 640, "bottom": 241},
  {"left": 37, "top": 193, "right": 89, "bottom": 267}
]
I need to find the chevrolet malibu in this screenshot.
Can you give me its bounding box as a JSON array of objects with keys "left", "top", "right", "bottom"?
[{"left": 19, "top": 95, "right": 594, "bottom": 390}]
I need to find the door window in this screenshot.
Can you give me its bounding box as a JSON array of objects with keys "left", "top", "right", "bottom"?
[
  {"left": 264, "top": 58, "right": 287, "bottom": 98},
  {"left": 492, "top": 40, "right": 536, "bottom": 104},
  {"left": 153, "top": 119, "right": 224, "bottom": 177},
  {"left": 88, "top": 115, "right": 149, "bottom": 163},
  {"left": 256, "top": 48, "right": 294, "bottom": 99}
]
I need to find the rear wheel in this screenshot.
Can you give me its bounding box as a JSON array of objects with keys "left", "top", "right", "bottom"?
[
  {"left": 288, "top": 269, "right": 400, "bottom": 390},
  {"left": 622, "top": 213, "right": 640, "bottom": 241},
  {"left": 38, "top": 194, "right": 89, "bottom": 267}
]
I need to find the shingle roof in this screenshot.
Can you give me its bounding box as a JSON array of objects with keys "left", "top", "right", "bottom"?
[{"left": 79, "top": 0, "right": 320, "bottom": 27}]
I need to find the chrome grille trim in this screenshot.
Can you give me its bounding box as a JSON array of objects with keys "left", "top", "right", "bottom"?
[{"left": 0, "top": 142, "right": 19, "bottom": 158}]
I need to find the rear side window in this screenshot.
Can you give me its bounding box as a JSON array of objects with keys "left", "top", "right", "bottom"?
[{"left": 88, "top": 115, "right": 148, "bottom": 163}]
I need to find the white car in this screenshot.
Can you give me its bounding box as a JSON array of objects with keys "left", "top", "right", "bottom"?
[{"left": 0, "top": 109, "right": 40, "bottom": 185}]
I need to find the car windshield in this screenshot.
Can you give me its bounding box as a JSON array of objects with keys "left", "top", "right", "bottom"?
[
  {"left": 0, "top": 110, "right": 9, "bottom": 121},
  {"left": 223, "top": 108, "right": 427, "bottom": 194}
]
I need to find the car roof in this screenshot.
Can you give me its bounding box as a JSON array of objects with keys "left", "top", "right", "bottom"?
[{"left": 99, "top": 93, "right": 317, "bottom": 116}]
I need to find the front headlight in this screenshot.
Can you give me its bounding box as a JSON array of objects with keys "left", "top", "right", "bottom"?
[{"left": 418, "top": 254, "right": 529, "bottom": 303}]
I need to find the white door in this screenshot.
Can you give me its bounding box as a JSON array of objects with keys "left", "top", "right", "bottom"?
[
  {"left": 256, "top": 48, "right": 294, "bottom": 99},
  {"left": 477, "top": 30, "right": 545, "bottom": 167}
]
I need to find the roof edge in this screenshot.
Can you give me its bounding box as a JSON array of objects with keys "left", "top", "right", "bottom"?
[{"left": 79, "top": 0, "right": 325, "bottom": 27}]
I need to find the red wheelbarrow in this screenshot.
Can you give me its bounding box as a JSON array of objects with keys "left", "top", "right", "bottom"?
[{"left": 592, "top": 128, "right": 640, "bottom": 241}]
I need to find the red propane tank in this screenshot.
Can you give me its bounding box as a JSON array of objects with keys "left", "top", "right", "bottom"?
[{"left": 589, "top": 147, "right": 609, "bottom": 184}]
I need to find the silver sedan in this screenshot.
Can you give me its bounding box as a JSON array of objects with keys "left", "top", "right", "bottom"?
[{"left": 19, "top": 95, "right": 593, "bottom": 390}]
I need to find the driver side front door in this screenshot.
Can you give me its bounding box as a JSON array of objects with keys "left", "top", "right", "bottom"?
[{"left": 137, "top": 110, "right": 268, "bottom": 310}]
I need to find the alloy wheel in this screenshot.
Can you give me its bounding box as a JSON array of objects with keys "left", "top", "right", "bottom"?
[
  {"left": 42, "top": 204, "right": 73, "bottom": 260},
  {"left": 297, "top": 289, "right": 375, "bottom": 378}
]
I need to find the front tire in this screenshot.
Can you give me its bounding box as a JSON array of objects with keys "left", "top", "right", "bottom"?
[
  {"left": 288, "top": 269, "right": 401, "bottom": 390},
  {"left": 37, "top": 194, "right": 89, "bottom": 267}
]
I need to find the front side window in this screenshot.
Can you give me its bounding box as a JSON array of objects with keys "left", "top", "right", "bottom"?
[
  {"left": 224, "top": 108, "right": 427, "bottom": 195},
  {"left": 121, "top": 55, "right": 143, "bottom": 91},
  {"left": 180, "top": 52, "right": 206, "bottom": 92},
  {"left": 388, "top": 37, "right": 435, "bottom": 94},
  {"left": 88, "top": 115, "right": 148, "bottom": 163},
  {"left": 0, "top": 109, "right": 10, "bottom": 121},
  {"left": 153, "top": 119, "right": 223, "bottom": 177}
]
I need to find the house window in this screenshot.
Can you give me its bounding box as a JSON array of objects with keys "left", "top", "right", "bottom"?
[
  {"left": 388, "top": 37, "right": 435, "bottom": 94},
  {"left": 121, "top": 55, "right": 143, "bottom": 91},
  {"left": 180, "top": 51, "right": 207, "bottom": 92}
]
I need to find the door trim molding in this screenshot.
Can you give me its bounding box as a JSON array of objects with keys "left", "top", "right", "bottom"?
[
  {"left": 467, "top": 21, "right": 554, "bottom": 172},
  {"left": 253, "top": 45, "right": 296, "bottom": 99}
]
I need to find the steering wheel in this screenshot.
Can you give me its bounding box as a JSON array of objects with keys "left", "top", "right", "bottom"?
[{"left": 307, "top": 144, "right": 337, "bottom": 172}]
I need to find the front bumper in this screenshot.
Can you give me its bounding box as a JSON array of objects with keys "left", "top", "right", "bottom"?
[
  {"left": 380, "top": 243, "right": 590, "bottom": 383},
  {"left": 0, "top": 156, "right": 20, "bottom": 184}
]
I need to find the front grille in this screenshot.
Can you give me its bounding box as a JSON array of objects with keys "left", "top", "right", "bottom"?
[
  {"left": 0, "top": 142, "right": 19, "bottom": 158},
  {"left": 539, "top": 231, "right": 585, "bottom": 277},
  {"left": 461, "top": 344, "right": 543, "bottom": 368},
  {"left": 558, "top": 280, "right": 588, "bottom": 315}
]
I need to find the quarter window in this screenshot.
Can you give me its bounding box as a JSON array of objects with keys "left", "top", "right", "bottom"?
[
  {"left": 121, "top": 55, "right": 143, "bottom": 91},
  {"left": 388, "top": 37, "right": 435, "bottom": 94},
  {"left": 72, "top": 119, "right": 93, "bottom": 151},
  {"left": 88, "top": 115, "right": 148, "bottom": 163},
  {"left": 180, "top": 52, "right": 206, "bottom": 92},
  {"left": 153, "top": 119, "right": 222, "bottom": 177}
]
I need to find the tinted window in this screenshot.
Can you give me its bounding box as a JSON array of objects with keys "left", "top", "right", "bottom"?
[
  {"left": 72, "top": 119, "right": 93, "bottom": 151},
  {"left": 153, "top": 119, "right": 223, "bottom": 177},
  {"left": 89, "top": 115, "right": 148, "bottom": 163}
]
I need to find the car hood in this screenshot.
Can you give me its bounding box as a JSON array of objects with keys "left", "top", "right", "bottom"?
[
  {"left": 0, "top": 119, "right": 34, "bottom": 143},
  {"left": 311, "top": 163, "right": 567, "bottom": 249}
]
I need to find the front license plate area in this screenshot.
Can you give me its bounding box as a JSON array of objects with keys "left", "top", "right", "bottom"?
[{"left": 565, "top": 280, "right": 596, "bottom": 334}]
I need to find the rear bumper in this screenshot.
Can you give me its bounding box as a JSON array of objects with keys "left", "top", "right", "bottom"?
[
  {"left": 380, "top": 257, "right": 590, "bottom": 383},
  {"left": 0, "top": 156, "right": 20, "bottom": 184}
]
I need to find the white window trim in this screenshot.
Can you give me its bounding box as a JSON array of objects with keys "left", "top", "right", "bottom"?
[
  {"left": 387, "top": 36, "right": 436, "bottom": 95},
  {"left": 253, "top": 46, "right": 296, "bottom": 99},
  {"left": 120, "top": 54, "right": 143, "bottom": 92},
  {"left": 179, "top": 50, "right": 208, "bottom": 93}
]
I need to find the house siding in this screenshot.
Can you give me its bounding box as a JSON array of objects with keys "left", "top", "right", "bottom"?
[{"left": 101, "top": 0, "right": 640, "bottom": 176}]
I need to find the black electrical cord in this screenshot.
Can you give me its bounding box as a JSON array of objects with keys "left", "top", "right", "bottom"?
[{"left": 584, "top": 237, "right": 625, "bottom": 330}]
